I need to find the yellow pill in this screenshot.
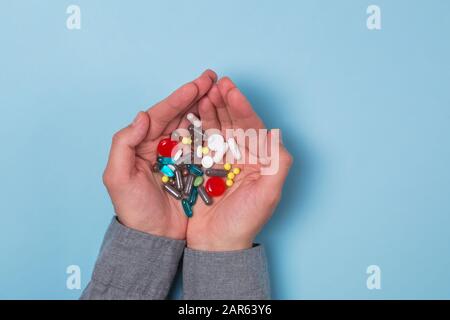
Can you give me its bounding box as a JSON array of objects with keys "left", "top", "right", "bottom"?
[
  {"left": 227, "top": 172, "right": 235, "bottom": 180},
  {"left": 226, "top": 179, "right": 234, "bottom": 187},
  {"left": 182, "top": 137, "right": 192, "bottom": 145},
  {"left": 202, "top": 146, "right": 210, "bottom": 155},
  {"left": 161, "top": 175, "right": 169, "bottom": 183},
  {"left": 232, "top": 168, "right": 241, "bottom": 175},
  {"left": 224, "top": 163, "right": 232, "bottom": 171}
]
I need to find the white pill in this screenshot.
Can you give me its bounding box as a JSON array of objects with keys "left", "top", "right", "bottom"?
[
  {"left": 167, "top": 164, "right": 176, "bottom": 171},
  {"left": 227, "top": 138, "right": 242, "bottom": 160},
  {"left": 173, "top": 148, "right": 183, "bottom": 162},
  {"left": 187, "top": 113, "right": 202, "bottom": 127},
  {"left": 201, "top": 155, "right": 214, "bottom": 169},
  {"left": 212, "top": 143, "right": 227, "bottom": 163},
  {"left": 207, "top": 134, "right": 225, "bottom": 151},
  {"left": 196, "top": 145, "right": 203, "bottom": 158},
  {"left": 193, "top": 119, "right": 202, "bottom": 128}
]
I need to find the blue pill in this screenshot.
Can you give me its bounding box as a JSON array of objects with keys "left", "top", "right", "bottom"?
[
  {"left": 182, "top": 199, "right": 193, "bottom": 218},
  {"left": 187, "top": 164, "right": 204, "bottom": 176},
  {"left": 188, "top": 187, "right": 198, "bottom": 206},
  {"left": 160, "top": 165, "right": 174, "bottom": 177},
  {"left": 157, "top": 156, "right": 174, "bottom": 165}
]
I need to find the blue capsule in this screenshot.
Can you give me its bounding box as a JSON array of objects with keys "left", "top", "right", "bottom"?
[
  {"left": 160, "top": 165, "right": 174, "bottom": 177},
  {"left": 188, "top": 187, "right": 198, "bottom": 206},
  {"left": 182, "top": 199, "right": 193, "bottom": 218},
  {"left": 157, "top": 156, "right": 174, "bottom": 165},
  {"left": 187, "top": 164, "right": 204, "bottom": 176}
]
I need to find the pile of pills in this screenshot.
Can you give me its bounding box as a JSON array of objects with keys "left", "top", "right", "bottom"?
[{"left": 152, "top": 113, "right": 241, "bottom": 218}]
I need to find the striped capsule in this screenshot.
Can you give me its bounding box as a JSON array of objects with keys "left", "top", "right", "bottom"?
[
  {"left": 174, "top": 167, "right": 184, "bottom": 191},
  {"left": 188, "top": 187, "right": 198, "bottom": 206},
  {"left": 183, "top": 174, "right": 195, "bottom": 196},
  {"left": 187, "top": 164, "right": 204, "bottom": 176},
  {"left": 205, "top": 169, "right": 228, "bottom": 177},
  {"left": 198, "top": 185, "right": 212, "bottom": 206},
  {"left": 163, "top": 184, "right": 182, "bottom": 200},
  {"left": 182, "top": 199, "right": 193, "bottom": 218}
]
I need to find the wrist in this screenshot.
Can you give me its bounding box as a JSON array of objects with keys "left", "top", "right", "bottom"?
[
  {"left": 187, "top": 237, "right": 253, "bottom": 252},
  {"left": 117, "top": 216, "right": 186, "bottom": 240}
]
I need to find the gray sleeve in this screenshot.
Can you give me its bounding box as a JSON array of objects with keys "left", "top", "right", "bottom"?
[
  {"left": 80, "top": 217, "right": 185, "bottom": 300},
  {"left": 182, "top": 245, "right": 271, "bottom": 300}
]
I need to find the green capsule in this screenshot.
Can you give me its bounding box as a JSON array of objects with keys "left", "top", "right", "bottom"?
[
  {"left": 187, "top": 164, "right": 203, "bottom": 176},
  {"left": 188, "top": 187, "right": 198, "bottom": 206},
  {"left": 157, "top": 156, "right": 174, "bottom": 165},
  {"left": 182, "top": 199, "right": 193, "bottom": 218},
  {"left": 193, "top": 176, "right": 204, "bottom": 187}
]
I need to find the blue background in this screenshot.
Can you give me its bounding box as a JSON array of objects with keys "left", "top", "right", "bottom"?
[{"left": 1, "top": 0, "right": 449, "bottom": 299}]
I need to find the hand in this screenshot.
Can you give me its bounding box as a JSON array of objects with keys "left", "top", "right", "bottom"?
[
  {"left": 103, "top": 70, "right": 217, "bottom": 239},
  {"left": 186, "top": 77, "right": 293, "bottom": 251}
]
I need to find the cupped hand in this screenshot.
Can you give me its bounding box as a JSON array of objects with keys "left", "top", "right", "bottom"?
[
  {"left": 186, "top": 77, "right": 293, "bottom": 251},
  {"left": 102, "top": 70, "right": 217, "bottom": 239}
]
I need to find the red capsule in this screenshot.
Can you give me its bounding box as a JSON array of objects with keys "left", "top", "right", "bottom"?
[
  {"left": 157, "top": 138, "right": 178, "bottom": 157},
  {"left": 205, "top": 177, "right": 226, "bottom": 197}
]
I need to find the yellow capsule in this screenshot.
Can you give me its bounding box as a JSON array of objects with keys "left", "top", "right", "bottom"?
[
  {"left": 224, "top": 163, "right": 232, "bottom": 171},
  {"left": 161, "top": 175, "right": 169, "bottom": 183},
  {"left": 227, "top": 172, "right": 235, "bottom": 180},
  {"left": 232, "top": 167, "right": 241, "bottom": 175},
  {"left": 202, "top": 146, "right": 210, "bottom": 155},
  {"left": 226, "top": 179, "right": 234, "bottom": 187},
  {"left": 182, "top": 137, "right": 192, "bottom": 145}
]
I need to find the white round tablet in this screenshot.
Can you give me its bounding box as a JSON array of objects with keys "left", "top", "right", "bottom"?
[
  {"left": 201, "top": 155, "right": 214, "bottom": 169},
  {"left": 207, "top": 134, "right": 225, "bottom": 151}
]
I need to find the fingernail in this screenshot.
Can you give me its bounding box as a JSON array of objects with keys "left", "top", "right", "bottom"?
[{"left": 132, "top": 112, "right": 142, "bottom": 126}]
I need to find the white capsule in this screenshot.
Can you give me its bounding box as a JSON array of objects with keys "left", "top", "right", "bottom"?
[
  {"left": 187, "top": 113, "right": 202, "bottom": 128},
  {"left": 173, "top": 148, "right": 183, "bottom": 162},
  {"left": 167, "top": 164, "right": 176, "bottom": 171},
  {"left": 201, "top": 155, "right": 214, "bottom": 169},
  {"left": 207, "top": 134, "right": 225, "bottom": 151},
  {"left": 227, "top": 137, "right": 242, "bottom": 160}
]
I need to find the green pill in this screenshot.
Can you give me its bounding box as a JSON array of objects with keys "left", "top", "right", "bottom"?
[
  {"left": 193, "top": 176, "right": 204, "bottom": 187},
  {"left": 182, "top": 199, "right": 193, "bottom": 218}
]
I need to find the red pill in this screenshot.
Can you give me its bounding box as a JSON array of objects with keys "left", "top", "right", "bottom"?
[
  {"left": 157, "top": 138, "right": 178, "bottom": 157},
  {"left": 205, "top": 177, "right": 226, "bottom": 197}
]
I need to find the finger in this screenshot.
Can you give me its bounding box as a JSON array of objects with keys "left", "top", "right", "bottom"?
[
  {"left": 255, "top": 129, "right": 293, "bottom": 194},
  {"left": 213, "top": 81, "right": 233, "bottom": 129},
  {"left": 222, "top": 79, "right": 265, "bottom": 130},
  {"left": 106, "top": 112, "right": 150, "bottom": 180},
  {"left": 198, "top": 96, "right": 220, "bottom": 130},
  {"left": 147, "top": 69, "right": 217, "bottom": 139}
]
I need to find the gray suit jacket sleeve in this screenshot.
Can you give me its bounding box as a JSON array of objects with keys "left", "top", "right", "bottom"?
[
  {"left": 80, "top": 217, "right": 185, "bottom": 300},
  {"left": 182, "top": 245, "right": 271, "bottom": 300}
]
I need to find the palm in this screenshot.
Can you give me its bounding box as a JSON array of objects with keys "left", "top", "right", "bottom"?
[{"left": 185, "top": 77, "right": 290, "bottom": 250}]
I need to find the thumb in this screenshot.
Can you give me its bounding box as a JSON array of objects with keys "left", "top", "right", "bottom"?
[{"left": 106, "top": 111, "right": 150, "bottom": 179}]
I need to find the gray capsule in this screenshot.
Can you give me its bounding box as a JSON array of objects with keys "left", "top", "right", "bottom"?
[
  {"left": 183, "top": 174, "right": 195, "bottom": 196},
  {"left": 205, "top": 169, "right": 228, "bottom": 177},
  {"left": 198, "top": 185, "right": 212, "bottom": 205},
  {"left": 163, "top": 184, "right": 182, "bottom": 200},
  {"left": 174, "top": 168, "right": 184, "bottom": 191}
]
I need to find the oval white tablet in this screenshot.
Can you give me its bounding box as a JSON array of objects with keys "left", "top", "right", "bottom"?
[
  {"left": 227, "top": 137, "right": 242, "bottom": 160},
  {"left": 201, "top": 155, "right": 214, "bottom": 169},
  {"left": 173, "top": 148, "right": 183, "bottom": 162}
]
